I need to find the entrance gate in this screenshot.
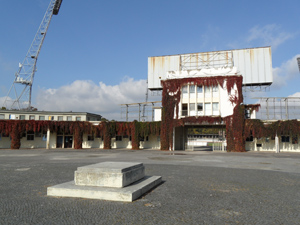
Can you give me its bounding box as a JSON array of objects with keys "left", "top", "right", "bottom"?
[{"left": 175, "top": 125, "right": 226, "bottom": 151}]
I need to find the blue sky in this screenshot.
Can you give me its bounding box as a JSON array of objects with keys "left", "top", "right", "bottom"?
[{"left": 0, "top": 0, "right": 299, "bottom": 119}]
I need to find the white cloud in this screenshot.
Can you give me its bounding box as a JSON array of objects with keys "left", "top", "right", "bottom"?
[
  {"left": 289, "top": 92, "right": 300, "bottom": 98},
  {"left": 35, "top": 77, "right": 160, "bottom": 120},
  {"left": 272, "top": 54, "right": 300, "bottom": 89},
  {"left": 0, "top": 96, "right": 6, "bottom": 107},
  {"left": 247, "top": 24, "right": 293, "bottom": 50}
]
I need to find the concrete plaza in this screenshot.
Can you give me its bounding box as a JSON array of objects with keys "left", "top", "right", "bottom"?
[{"left": 0, "top": 149, "right": 300, "bottom": 224}]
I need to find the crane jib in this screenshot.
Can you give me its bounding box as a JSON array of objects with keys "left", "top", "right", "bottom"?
[{"left": 53, "top": 0, "right": 63, "bottom": 15}]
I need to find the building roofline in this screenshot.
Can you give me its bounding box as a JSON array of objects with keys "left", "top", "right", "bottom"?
[
  {"left": 148, "top": 46, "right": 271, "bottom": 58},
  {"left": 0, "top": 110, "right": 101, "bottom": 117}
]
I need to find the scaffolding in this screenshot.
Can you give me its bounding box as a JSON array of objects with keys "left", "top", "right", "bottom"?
[
  {"left": 255, "top": 97, "right": 300, "bottom": 120},
  {"left": 180, "top": 51, "right": 234, "bottom": 71},
  {"left": 121, "top": 101, "right": 161, "bottom": 122}
]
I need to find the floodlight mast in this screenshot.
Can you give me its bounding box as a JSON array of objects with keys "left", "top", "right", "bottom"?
[
  {"left": 297, "top": 57, "right": 300, "bottom": 72},
  {"left": 3, "top": 0, "right": 63, "bottom": 110}
]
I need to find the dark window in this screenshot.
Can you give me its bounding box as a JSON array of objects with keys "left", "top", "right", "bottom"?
[
  {"left": 116, "top": 136, "right": 122, "bottom": 141},
  {"left": 292, "top": 136, "right": 298, "bottom": 144},
  {"left": 246, "top": 136, "right": 253, "bottom": 142},
  {"left": 2, "top": 133, "right": 9, "bottom": 137},
  {"left": 140, "top": 136, "right": 149, "bottom": 142},
  {"left": 88, "top": 134, "right": 94, "bottom": 141},
  {"left": 27, "top": 131, "right": 34, "bottom": 141},
  {"left": 281, "top": 136, "right": 290, "bottom": 143},
  {"left": 182, "top": 104, "right": 188, "bottom": 116}
]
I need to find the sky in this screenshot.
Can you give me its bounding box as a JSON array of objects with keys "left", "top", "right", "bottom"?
[{"left": 0, "top": 0, "right": 299, "bottom": 120}]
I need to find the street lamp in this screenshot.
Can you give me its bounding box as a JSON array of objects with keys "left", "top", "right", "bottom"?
[{"left": 297, "top": 57, "right": 300, "bottom": 72}]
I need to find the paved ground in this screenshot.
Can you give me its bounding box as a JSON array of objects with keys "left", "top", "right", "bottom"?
[{"left": 1, "top": 149, "right": 300, "bottom": 224}]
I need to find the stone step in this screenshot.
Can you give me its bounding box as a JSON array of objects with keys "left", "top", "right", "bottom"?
[
  {"left": 74, "top": 162, "right": 145, "bottom": 188},
  {"left": 47, "top": 175, "right": 162, "bottom": 202}
]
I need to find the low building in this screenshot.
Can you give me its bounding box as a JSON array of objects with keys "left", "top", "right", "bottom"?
[{"left": 0, "top": 110, "right": 161, "bottom": 150}]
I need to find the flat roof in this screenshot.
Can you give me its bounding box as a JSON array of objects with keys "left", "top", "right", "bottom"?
[{"left": 0, "top": 110, "right": 101, "bottom": 117}]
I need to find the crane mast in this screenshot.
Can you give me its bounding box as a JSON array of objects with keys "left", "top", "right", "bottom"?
[{"left": 3, "top": 0, "right": 63, "bottom": 110}]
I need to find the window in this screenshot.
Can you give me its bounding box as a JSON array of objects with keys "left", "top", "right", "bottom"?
[
  {"left": 42, "top": 131, "right": 47, "bottom": 141},
  {"left": 281, "top": 136, "right": 290, "bottom": 143},
  {"left": 212, "top": 85, "right": 218, "bottom": 92},
  {"left": 87, "top": 117, "right": 91, "bottom": 121},
  {"left": 189, "top": 85, "right": 195, "bottom": 93},
  {"left": 246, "top": 136, "right": 253, "bottom": 142},
  {"left": 212, "top": 85, "right": 219, "bottom": 97},
  {"left": 95, "top": 131, "right": 101, "bottom": 138},
  {"left": 39, "top": 116, "right": 45, "bottom": 120},
  {"left": 9, "top": 114, "right": 16, "bottom": 119},
  {"left": 116, "top": 136, "right": 122, "bottom": 141},
  {"left": 189, "top": 103, "right": 195, "bottom": 116},
  {"left": 205, "top": 103, "right": 211, "bottom": 115},
  {"left": 140, "top": 136, "right": 149, "bottom": 141},
  {"left": 292, "top": 136, "right": 298, "bottom": 144},
  {"left": 88, "top": 134, "right": 94, "bottom": 141},
  {"left": 29, "top": 115, "right": 35, "bottom": 120},
  {"left": 35, "top": 132, "right": 42, "bottom": 137},
  {"left": 123, "top": 135, "right": 129, "bottom": 139},
  {"left": 0, "top": 114, "right": 4, "bottom": 119},
  {"left": 67, "top": 116, "right": 72, "bottom": 121},
  {"left": 76, "top": 117, "right": 81, "bottom": 121},
  {"left": 48, "top": 116, "right": 54, "bottom": 121},
  {"left": 19, "top": 115, "right": 25, "bottom": 120},
  {"left": 58, "top": 116, "right": 63, "bottom": 121},
  {"left": 189, "top": 85, "right": 195, "bottom": 98},
  {"left": 197, "top": 85, "right": 203, "bottom": 94},
  {"left": 27, "top": 131, "right": 34, "bottom": 141},
  {"left": 197, "top": 103, "right": 203, "bottom": 116},
  {"left": 182, "top": 104, "right": 188, "bottom": 116},
  {"left": 212, "top": 102, "right": 219, "bottom": 115},
  {"left": 182, "top": 85, "right": 188, "bottom": 98},
  {"left": 245, "top": 109, "right": 251, "bottom": 119},
  {"left": 205, "top": 86, "right": 211, "bottom": 95},
  {"left": 2, "top": 133, "right": 9, "bottom": 138}
]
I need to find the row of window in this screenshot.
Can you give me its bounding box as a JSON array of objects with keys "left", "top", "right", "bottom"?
[
  {"left": 86, "top": 135, "right": 150, "bottom": 142},
  {"left": 182, "top": 85, "right": 218, "bottom": 94},
  {"left": 182, "top": 102, "right": 219, "bottom": 116},
  {"left": 182, "top": 85, "right": 219, "bottom": 100},
  {"left": 0, "top": 131, "right": 47, "bottom": 141},
  {"left": 246, "top": 136, "right": 298, "bottom": 144},
  {"left": 1, "top": 114, "right": 82, "bottom": 121}
]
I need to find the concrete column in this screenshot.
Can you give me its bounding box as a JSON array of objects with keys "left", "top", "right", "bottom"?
[
  {"left": 275, "top": 134, "right": 280, "bottom": 153},
  {"left": 46, "top": 128, "right": 50, "bottom": 149},
  {"left": 254, "top": 138, "right": 257, "bottom": 151},
  {"left": 172, "top": 127, "right": 175, "bottom": 151}
]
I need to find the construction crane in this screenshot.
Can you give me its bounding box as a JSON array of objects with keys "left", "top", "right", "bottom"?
[
  {"left": 3, "top": 0, "right": 63, "bottom": 110},
  {"left": 141, "top": 82, "right": 149, "bottom": 121}
]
